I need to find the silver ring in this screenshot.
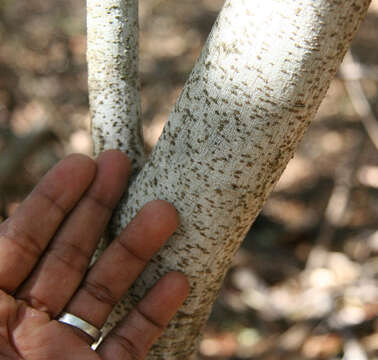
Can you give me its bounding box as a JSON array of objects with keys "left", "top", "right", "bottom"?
[{"left": 57, "top": 312, "right": 102, "bottom": 343}]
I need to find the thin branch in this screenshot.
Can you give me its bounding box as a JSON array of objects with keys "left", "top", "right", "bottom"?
[
  {"left": 87, "top": 0, "right": 146, "bottom": 172},
  {"left": 306, "top": 137, "right": 364, "bottom": 270},
  {"left": 340, "top": 51, "right": 378, "bottom": 149}
]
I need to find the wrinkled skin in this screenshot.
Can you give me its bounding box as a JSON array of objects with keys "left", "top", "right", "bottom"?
[{"left": 0, "top": 150, "right": 189, "bottom": 360}]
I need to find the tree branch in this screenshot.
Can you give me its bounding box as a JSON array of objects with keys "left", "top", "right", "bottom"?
[
  {"left": 87, "top": 0, "right": 145, "bottom": 172},
  {"left": 90, "top": 0, "right": 372, "bottom": 358},
  {"left": 340, "top": 51, "right": 378, "bottom": 149}
]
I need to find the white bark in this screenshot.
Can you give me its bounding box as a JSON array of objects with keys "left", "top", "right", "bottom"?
[
  {"left": 87, "top": 0, "right": 145, "bottom": 171},
  {"left": 88, "top": 0, "right": 371, "bottom": 358}
]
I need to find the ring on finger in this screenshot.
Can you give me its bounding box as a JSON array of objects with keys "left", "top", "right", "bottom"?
[{"left": 57, "top": 312, "right": 102, "bottom": 343}]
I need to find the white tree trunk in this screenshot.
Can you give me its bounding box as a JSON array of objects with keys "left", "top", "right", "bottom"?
[
  {"left": 87, "top": 0, "right": 145, "bottom": 172},
  {"left": 87, "top": 0, "right": 371, "bottom": 358}
]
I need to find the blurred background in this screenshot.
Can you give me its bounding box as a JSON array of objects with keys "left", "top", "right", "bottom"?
[{"left": 0, "top": 0, "right": 377, "bottom": 359}]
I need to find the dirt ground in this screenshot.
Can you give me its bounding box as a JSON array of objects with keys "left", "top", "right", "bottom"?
[{"left": 0, "top": 1, "right": 377, "bottom": 359}]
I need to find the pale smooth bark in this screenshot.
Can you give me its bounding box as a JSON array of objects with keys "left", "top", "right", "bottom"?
[
  {"left": 88, "top": 0, "right": 371, "bottom": 358},
  {"left": 87, "top": 0, "right": 145, "bottom": 172}
]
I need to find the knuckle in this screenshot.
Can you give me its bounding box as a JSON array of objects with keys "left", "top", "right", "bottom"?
[
  {"left": 86, "top": 192, "right": 113, "bottom": 213},
  {"left": 110, "top": 332, "right": 144, "bottom": 360},
  {"left": 81, "top": 280, "right": 118, "bottom": 307},
  {"left": 115, "top": 237, "right": 148, "bottom": 264},
  {"left": 2, "top": 224, "right": 42, "bottom": 259},
  {"left": 35, "top": 187, "right": 67, "bottom": 217},
  {"left": 135, "top": 307, "right": 165, "bottom": 331},
  {"left": 48, "top": 242, "right": 90, "bottom": 275}
]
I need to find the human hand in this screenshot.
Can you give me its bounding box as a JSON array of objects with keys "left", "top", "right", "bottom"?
[{"left": 0, "top": 150, "right": 189, "bottom": 360}]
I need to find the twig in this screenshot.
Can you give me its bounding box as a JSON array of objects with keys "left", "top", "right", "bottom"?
[
  {"left": 307, "top": 50, "right": 378, "bottom": 269},
  {"left": 340, "top": 51, "right": 378, "bottom": 149},
  {"left": 306, "top": 135, "right": 364, "bottom": 270}
]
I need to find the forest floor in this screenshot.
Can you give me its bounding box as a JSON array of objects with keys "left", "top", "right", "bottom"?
[{"left": 0, "top": 1, "right": 377, "bottom": 359}]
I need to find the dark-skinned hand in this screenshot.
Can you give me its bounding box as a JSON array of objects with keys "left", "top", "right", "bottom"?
[{"left": 0, "top": 150, "right": 189, "bottom": 360}]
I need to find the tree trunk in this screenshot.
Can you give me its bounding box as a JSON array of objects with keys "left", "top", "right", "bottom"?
[
  {"left": 87, "top": 0, "right": 371, "bottom": 358},
  {"left": 87, "top": 0, "right": 145, "bottom": 172}
]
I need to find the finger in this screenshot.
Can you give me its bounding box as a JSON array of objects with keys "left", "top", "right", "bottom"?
[
  {"left": 97, "top": 272, "right": 190, "bottom": 360},
  {"left": 7, "top": 300, "right": 98, "bottom": 360},
  {"left": 16, "top": 150, "right": 131, "bottom": 316},
  {"left": 63, "top": 200, "right": 179, "bottom": 336},
  {"left": 0, "top": 154, "right": 96, "bottom": 293}
]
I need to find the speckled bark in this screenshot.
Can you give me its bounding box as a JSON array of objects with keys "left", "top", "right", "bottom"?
[
  {"left": 88, "top": 0, "right": 371, "bottom": 358},
  {"left": 87, "top": 0, "right": 145, "bottom": 171}
]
